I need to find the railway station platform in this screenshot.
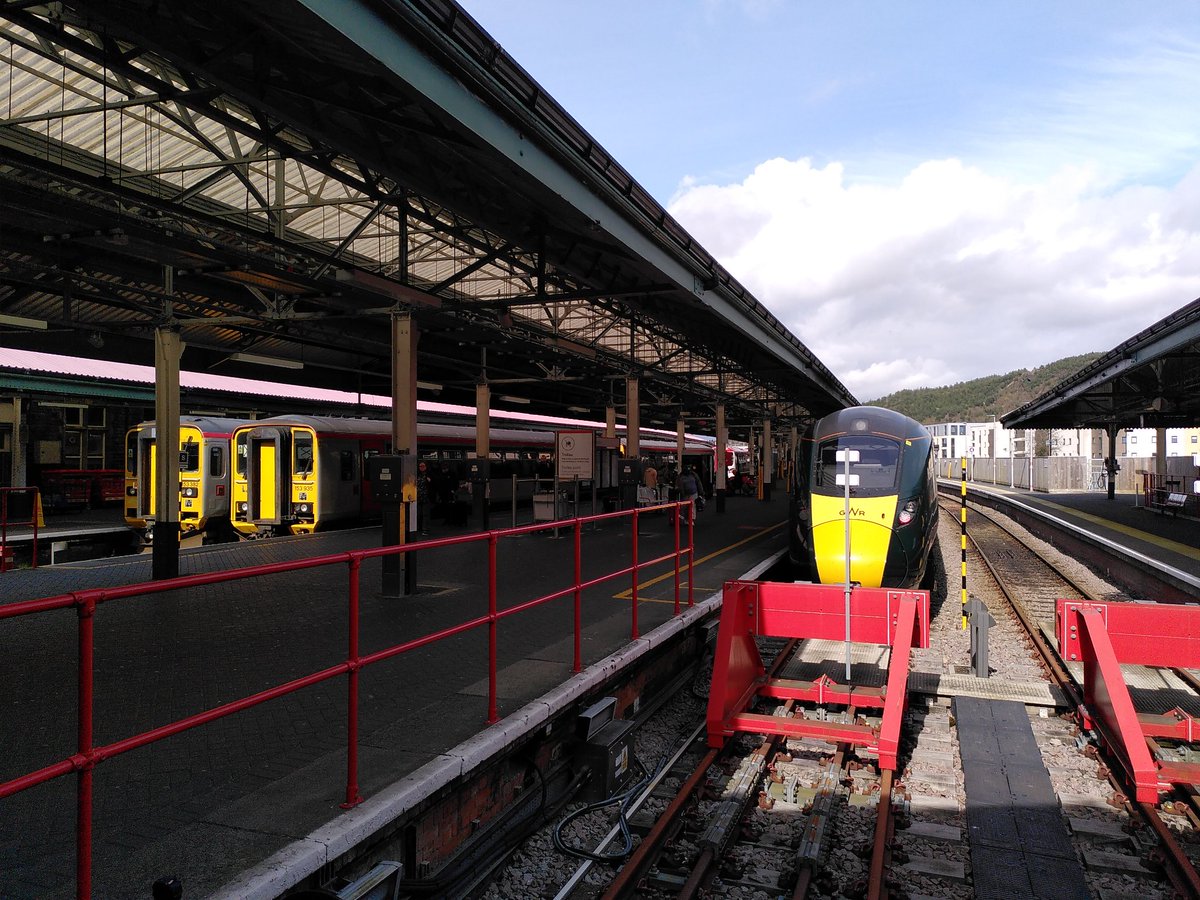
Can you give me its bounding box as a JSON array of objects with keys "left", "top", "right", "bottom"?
[
  {"left": 0, "top": 493, "right": 788, "bottom": 899},
  {"left": 950, "top": 483, "right": 1200, "bottom": 581}
]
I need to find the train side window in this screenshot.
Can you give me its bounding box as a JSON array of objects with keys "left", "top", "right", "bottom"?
[
  {"left": 340, "top": 450, "right": 355, "bottom": 481},
  {"left": 210, "top": 445, "right": 225, "bottom": 478},
  {"left": 294, "top": 432, "right": 314, "bottom": 476},
  {"left": 180, "top": 439, "right": 200, "bottom": 472}
]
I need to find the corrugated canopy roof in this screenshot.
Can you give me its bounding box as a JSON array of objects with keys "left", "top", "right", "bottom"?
[
  {"left": 0, "top": 0, "right": 855, "bottom": 434},
  {"left": 1003, "top": 296, "right": 1200, "bottom": 430}
]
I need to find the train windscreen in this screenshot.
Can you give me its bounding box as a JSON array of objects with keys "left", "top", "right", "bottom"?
[{"left": 814, "top": 436, "right": 901, "bottom": 493}]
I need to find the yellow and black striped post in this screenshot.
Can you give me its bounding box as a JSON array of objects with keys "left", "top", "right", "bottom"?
[{"left": 961, "top": 456, "right": 968, "bottom": 629}]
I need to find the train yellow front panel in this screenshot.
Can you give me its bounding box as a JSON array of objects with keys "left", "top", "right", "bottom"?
[
  {"left": 811, "top": 494, "right": 897, "bottom": 587},
  {"left": 148, "top": 442, "right": 158, "bottom": 518},
  {"left": 254, "top": 442, "right": 277, "bottom": 520}
]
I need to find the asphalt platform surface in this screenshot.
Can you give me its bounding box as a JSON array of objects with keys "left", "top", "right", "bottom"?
[{"left": 0, "top": 493, "right": 788, "bottom": 899}]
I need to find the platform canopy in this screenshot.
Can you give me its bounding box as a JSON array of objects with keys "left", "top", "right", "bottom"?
[
  {"left": 1003, "top": 297, "right": 1200, "bottom": 430},
  {"left": 0, "top": 0, "right": 855, "bottom": 431}
]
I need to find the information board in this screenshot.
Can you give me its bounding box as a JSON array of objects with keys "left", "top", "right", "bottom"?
[{"left": 556, "top": 430, "right": 594, "bottom": 480}]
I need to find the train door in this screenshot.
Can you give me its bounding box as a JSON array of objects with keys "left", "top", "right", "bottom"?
[
  {"left": 135, "top": 428, "right": 157, "bottom": 520},
  {"left": 248, "top": 428, "right": 290, "bottom": 526}
]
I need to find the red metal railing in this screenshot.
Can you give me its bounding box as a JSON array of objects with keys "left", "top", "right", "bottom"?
[
  {"left": 0, "top": 500, "right": 695, "bottom": 900},
  {"left": 1, "top": 486, "right": 40, "bottom": 572}
]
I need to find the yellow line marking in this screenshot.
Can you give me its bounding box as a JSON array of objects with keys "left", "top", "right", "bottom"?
[
  {"left": 1024, "top": 497, "right": 1200, "bottom": 561},
  {"left": 614, "top": 521, "right": 785, "bottom": 600}
]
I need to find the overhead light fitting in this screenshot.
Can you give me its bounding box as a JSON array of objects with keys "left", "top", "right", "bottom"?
[
  {"left": 498, "top": 395, "right": 531, "bottom": 405},
  {"left": 87, "top": 331, "right": 105, "bottom": 349},
  {"left": 567, "top": 406, "right": 591, "bottom": 413},
  {"left": 0, "top": 314, "right": 49, "bottom": 330},
  {"left": 230, "top": 352, "right": 304, "bottom": 370},
  {"left": 417, "top": 381, "right": 443, "bottom": 391}
]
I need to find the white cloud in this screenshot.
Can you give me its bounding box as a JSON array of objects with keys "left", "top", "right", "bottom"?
[{"left": 669, "top": 156, "right": 1200, "bottom": 402}]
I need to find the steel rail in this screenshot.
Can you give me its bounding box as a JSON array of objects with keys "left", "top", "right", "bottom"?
[{"left": 948, "top": 498, "right": 1200, "bottom": 896}]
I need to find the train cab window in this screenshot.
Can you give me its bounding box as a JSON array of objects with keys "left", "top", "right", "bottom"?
[
  {"left": 235, "top": 433, "right": 247, "bottom": 476},
  {"left": 339, "top": 450, "right": 355, "bottom": 481},
  {"left": 209, "top": 445, "right": 225, "bottom": 478},
  {"left": 180, "top": 439, "right": 201, "bottom": 473},
  {"left": 815, "top": 438, "right": 900, "bottom": 492},
  {"left": 294, "top": 432, "right": 314, "bottom": 476},
  {"left": 126, "top": 432, "right": 138, "bottom": 475}
]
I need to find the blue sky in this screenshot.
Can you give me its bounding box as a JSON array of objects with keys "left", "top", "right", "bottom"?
[{"left": 460, "top": 1, "right": 1200, "bottom": 401}]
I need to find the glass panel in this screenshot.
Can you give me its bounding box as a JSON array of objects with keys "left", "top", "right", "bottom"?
[
  {"left": 236, "top": 433, "right": 247, "bottom": 475},
  {"left": 210, "top": 445, "right": 225, "bottom": 478},
  {"left": 180, "top": 439, "right": 200, "bottom": 472},
  {"left": 340, "top": 450, "right": 354, "bottom": 481},
  {"left": 126, "top": 431, "right": 138, "bottom": 475},
  {"left": 814, "top": 436, "right": 901, "bottom": 492},
  {"left": 294, "top": 432, "right": 314, "bottom": 476}
]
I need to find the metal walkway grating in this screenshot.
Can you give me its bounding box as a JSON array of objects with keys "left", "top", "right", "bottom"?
[{"left": 955, "top": 696, "right": 1090, "bottom": 900}]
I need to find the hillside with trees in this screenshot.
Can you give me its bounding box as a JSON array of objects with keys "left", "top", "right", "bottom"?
[{"left": 866, "top": 353, "right": 1103, "bottom": 424}]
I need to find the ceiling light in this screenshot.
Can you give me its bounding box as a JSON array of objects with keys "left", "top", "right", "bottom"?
[
  {"left": 230, "top": 352, "right": 304, "bottom": 370},
  {"left": 567, "top": 406, "right": 590, "bottom": 413},
  {"left": 417, "top": 381, "right": 443, "bottom": 391},
  {"left": 0, "top": 314, "right": 49, "bottom": 330},
  {"left": 498, "top": 395, "right": 531, "bottom": 405}
]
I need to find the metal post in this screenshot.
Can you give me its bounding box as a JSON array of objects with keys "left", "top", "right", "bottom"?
[
  {"left": 573, "top": 520, "right": 582, "bottom": 673},
  {"left": 342, "top": 559, "right": 363, "bottom": 808},
  {"left": 511, "top": 474, "right": 518, "bottom": 528},
  {"left": 961, "top": 458, "right": 968, "bottom": 630},
  {"left": 837, "top": 447, "right": 859, "bottom": 681}
]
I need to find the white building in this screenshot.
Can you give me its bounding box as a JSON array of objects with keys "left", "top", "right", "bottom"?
[{"left": 934, "top": 420, "right": 1200, "bottom": 461}]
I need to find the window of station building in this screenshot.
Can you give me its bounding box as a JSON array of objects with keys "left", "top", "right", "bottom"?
[
  {"left": 1171, "top": 435, "right": 1179, "bottom": 444},
  {"left": 1130, "top": 435, "right": 1137, "bottom": 444}
]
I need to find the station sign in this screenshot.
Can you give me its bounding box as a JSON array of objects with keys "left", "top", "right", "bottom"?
[{"left": 556, "top": 430, "right": 594, "bottom": 480}]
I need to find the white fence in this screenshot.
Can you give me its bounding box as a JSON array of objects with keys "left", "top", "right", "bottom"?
[{"left": 937, "top": 456, "right": 1197, "bottom": 493}]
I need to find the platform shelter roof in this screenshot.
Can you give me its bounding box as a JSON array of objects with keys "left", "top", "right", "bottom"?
[
  {"left": 0, "top": 0, "right": 855, "bottom": 436},
  {"left": 1003, "top": 296, "right": 1200, "bottom": 431}
]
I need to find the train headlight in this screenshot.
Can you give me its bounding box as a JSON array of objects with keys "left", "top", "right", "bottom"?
[
  {"left": 297, "top": 503, "right": 310, "bottom": 514},
  {"left": 182, "top": 487, "right": 198, "bottom": 498},
  {"left": 127, "top": 486, "right": 137, "bottom": 496},
  {"left": 897, "top": 499, "right": 918, "bottom": 525},
  {"left": 237, "top": 501, "right": 248, "bottom": 513}
]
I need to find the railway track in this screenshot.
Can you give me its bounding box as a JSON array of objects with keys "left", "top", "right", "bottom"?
[
  {"left": 938, "top": 496, "right": 1200, "bottom": 898},
  {"left": 483, "top": 500, "right": 1200, "bottom": 899}
]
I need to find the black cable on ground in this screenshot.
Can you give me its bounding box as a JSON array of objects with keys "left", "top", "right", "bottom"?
[{"left": 551, "top": 756, "right": 657, "bottom": 864}]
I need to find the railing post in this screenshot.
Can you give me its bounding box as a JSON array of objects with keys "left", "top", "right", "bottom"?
[
  {"left": 76, "top": 593, "right": 96, "bottom": 900},
  {"left": 342, "top": 557, "right": 364, "bottom": 809},
  {"left": 1, "top": 490, "right": 8, "bottom": 573},
  {"left": 673, "top": 500, "right": 681, "bottom": 615},
  {"left": 687, "top": 503, "right": 694, "bottom": 607},
  {"left": 631, "top": 507, "right": 639, "bottom": 639},
  {"left": 487, "top": 532, "right": 499, "bottom": 724},
  {"left": 573, "top": 519, "right": 582, "bottom": 673},
  {"left": 31, "top": 488, "right": 39, "bottom": 570}
]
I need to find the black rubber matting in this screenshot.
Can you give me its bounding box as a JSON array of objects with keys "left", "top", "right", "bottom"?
[{"left": 953, "top": 695, "right": 1091, "bottom": 899}]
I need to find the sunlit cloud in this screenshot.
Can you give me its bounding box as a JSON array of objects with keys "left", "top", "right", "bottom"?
[{"left": 670, "top": 156, "right": 1200, "bottom": 401}]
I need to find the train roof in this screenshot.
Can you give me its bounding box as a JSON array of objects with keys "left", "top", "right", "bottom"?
[
  {"left": 812, "top": 406, "right": 930, "bottom": 442},
  {"left": 131, "top": 415, "right": 256, "bottom": 436}
]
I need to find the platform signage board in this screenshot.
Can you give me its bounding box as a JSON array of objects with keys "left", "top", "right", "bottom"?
[{"left": 556, "top": 430, "right": 594, "bottom": 480}]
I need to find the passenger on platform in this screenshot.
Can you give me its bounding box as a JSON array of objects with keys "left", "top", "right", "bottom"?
[
  {"left": 643, "top": 463, "right": 658, "bottom": 499},
  {"left": 675, "top": 466, "right": 701, "bottom": 513}
]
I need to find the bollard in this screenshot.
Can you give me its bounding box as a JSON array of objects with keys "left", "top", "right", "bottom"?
[{"left": 966, "top": 596, "right": 995, "bottom": 678}]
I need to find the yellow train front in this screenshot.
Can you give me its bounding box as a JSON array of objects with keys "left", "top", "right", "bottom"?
[
  {"left": 789, "top": 406, "right": 938, "bottom": 589},
  {"left": 124, "top": 416, "right": 249, "bottom": 542}
]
